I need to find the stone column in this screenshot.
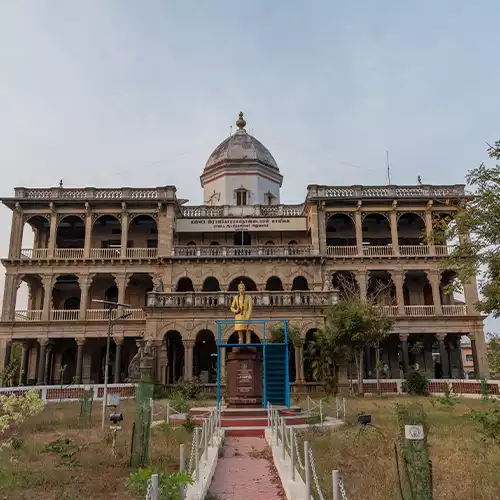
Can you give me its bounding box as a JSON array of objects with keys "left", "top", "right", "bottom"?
[
  {"left": 75, "top": 338, "right": 85, "bottom": 384},
  {"left": 20, "top": 342, "right": 30, "bottom": 385},
  {"left": 184, "top": 340, "right": 194, "bottom": 380},
  {"left": 44, "top": 343, "right": 53, "bottom": 384},
  {"left": 427, "top": 270, "right": 442, "bottom": 315},
  {"left": 470, "top": 325, "right": 489, "bottom": 378},
  {"left": 317, "top": 207, "right": 326, "bottom": 255},
  {"left": 8, "top": 209, "right": 24, "bottom": 259},
  {"left": 220, "top": 346, "right": 226, "bottom": 383},
  {"left": 356, "top": 270, "right": 367, "bottom": 300},
  {"left": 463, "top": 277, "right": 480, "bottom": 316},
  {"left": 399, "top": 333, "right": 410, "bottom": 375},
  {"left": 390, "top": 270, "right": 406, "bottom": 315},
  {"left": 299, "top": 344, "right": 306, "bottom": 382},
  {"left": 114, "top": 337, "right": 123, "bottom": 383},
  {"left": 355, "top": 208, "right": 363, "bottom": 256},
  {"left": 3, "top": 341, "right": 12, "bottom": 370},
  {"left": 425, "top": 207, "right": 436, "bottom": 255},
  {"left": 157, "top": 203, "right": 175, "bottom": 257},
  {"left": 436, "top": 333, "right": 450, "bottom": 379},
  {"left": 48, "top": 209, "right": 57, "bottom": 258},
  {"left": 36, "top": 339, "right": 49, "bottom": 385},
  {"left": 41, "top": 275, "right": 53, "bottom": 321},
  {"left": 390, "top": 209, "right": 400, "bottom": 255},
  {"left": 83, "top": 210, "right": 92, "bottom": 262},
  {"left": 78, "top": 275, "right": 92, "bottom": 320},
  {"left": 1, "top": 274, "right": 17, "bottom": 321},
  {"left": 114, "top": 273, "right": 130, "bottom": 307},
  {"left": 308, "top": 204, "right": 321, "bottom": 255},
  {"left": 121, "top": 206, "right": 128, "bottom": 258},
  {"left": 294, "top": 346, "right": 301, "bottom": 383}
]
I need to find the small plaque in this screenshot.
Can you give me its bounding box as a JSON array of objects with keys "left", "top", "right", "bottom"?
[
  {"left": 110, "top": 424, "right": 122, "bottom": 430},
  {"left": 405, "top": 425, "right": 424, "bottom": 440},
  {"left": 107, "top": 394, "right": 120, "bottom": 406}
]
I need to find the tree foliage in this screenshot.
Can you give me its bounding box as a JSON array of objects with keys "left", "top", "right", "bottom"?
[
  {"left": 0, "top": 389, "right": 44, "bottom": 448},
  {"left": 269, "top": 323, "right": 301, "bottom": 346},
  {"left": 487, "top": 333, "right": 500, "bottom": 377},
  {"left": 440, "top": 140, "right": 500, "bottom": 316}
]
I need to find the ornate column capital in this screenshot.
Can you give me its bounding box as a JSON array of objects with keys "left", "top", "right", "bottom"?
[
  {"left": 114, "top": 336, "right": 124, "bottom": 345},
  {"left": 78, "top": 273, "right": 95, "bottom": 288},
  {"left": 183, "top": 339, "right": 196, "bottom": 349},
  {"left": 75, "top": 338, "right": 86, "bottom": 346},
  {"left": 38, "top": 338, "right": 50, "bottom": 347},
  {"left": 399, "top": 333, "right": 409, "bottom": 342},
  {"left": 436, "top": 333, "right": 447, "bottom": 342},
  {"left": 41, "top": 275, "right": 54, "bottom": 290}
]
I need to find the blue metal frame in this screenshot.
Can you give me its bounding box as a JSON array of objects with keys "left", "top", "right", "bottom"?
[{"left": 215, "top": 319, "right": 290, "bottom": 408}]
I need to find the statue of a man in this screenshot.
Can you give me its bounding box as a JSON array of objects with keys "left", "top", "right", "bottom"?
[{"left": 230, "top": 281, "right": 253, "bottom": 344}]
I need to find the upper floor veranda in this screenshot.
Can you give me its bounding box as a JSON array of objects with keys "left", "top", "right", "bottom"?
[{"left": 1, "top": 182, "right": 466, "bottom": 265}]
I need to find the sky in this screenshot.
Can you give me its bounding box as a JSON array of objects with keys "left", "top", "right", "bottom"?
[{"left": 0, "top": 0, "right": 499, "bottom": 330}]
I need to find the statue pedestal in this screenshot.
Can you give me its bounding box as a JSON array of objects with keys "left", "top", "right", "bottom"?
[
  {"left": 139, "top": 356, "right": 154, "bottom": 380},
  {"left": 226, "top": 348, "right": 263, "bottom": 407}
]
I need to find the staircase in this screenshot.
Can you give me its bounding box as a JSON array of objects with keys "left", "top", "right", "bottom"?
[
  {"left": 264, "top": 344, "right": 288, "bottom": 406},
  {"left": 191, "top": 407, "right": 307, "bottom": 436}
]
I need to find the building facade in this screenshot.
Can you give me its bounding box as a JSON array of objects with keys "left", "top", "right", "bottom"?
[{"left": 0, "top": 113, "right": 490, "bottom": 387}]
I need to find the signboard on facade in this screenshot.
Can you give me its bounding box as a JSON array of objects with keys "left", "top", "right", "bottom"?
[{"left": 176, "top": 217, "right": 307, "bottom": 232}]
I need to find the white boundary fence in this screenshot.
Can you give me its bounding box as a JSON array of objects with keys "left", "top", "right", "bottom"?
[
  {"left": 306, "top": 396, "right": 346, "bottom": 424},
  {"left": 267, "top": 404, "right": 348, "bottom": 500},
  {"left": 146, "top": 404, "right": 224, "bottom": 500},
  {"left": 0, "top": 383, "right": 136, "bottom": 403}
]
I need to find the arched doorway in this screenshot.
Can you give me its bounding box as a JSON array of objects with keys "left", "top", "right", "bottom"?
[
  {"left": 228, "top": 276, "right": 257, "bottom": 292},
  {"left": 193, "top": 330, "right": 217, "bottom": 383},
  {"left": 165, "top": 331, "right": 184, "bottom": 383}
]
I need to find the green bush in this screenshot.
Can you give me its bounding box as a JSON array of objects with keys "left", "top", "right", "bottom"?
[
  {"left": 404, "top": 370, "right": 429, "bottom": 396},
  {"left": 182, "top": 413, "right": 196, "bottom": 433},
  {"left": 125, "top": 468, "right": 193, "bottom": 499},
  {"left": 470, "top": 405, "right": 500, "bottom": 446}
]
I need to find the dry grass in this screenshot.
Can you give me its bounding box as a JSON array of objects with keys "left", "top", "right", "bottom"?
[
  {"left": 298, "top": 396, "right": 500, "bottom": 500},
  {"left": 0, "top": 398, "right": 194, "bottom": 500}
]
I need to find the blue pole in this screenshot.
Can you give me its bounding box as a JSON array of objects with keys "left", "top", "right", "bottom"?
[
  {"left": 284, "top": 319, "right": 290, "bottom": 408},
  {"left": 263, "top": 321, "right": 267, "bottom": 408}
]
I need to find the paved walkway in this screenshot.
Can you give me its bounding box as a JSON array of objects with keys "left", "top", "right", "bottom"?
[{"left": 209, "top": 436, "right": 285, "bottom": 500}]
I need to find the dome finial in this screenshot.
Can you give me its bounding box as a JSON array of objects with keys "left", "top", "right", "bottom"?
[{"left": 236, "top": 111, "right": 246, "bottom": 130}]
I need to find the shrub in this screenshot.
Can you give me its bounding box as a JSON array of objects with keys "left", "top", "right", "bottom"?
[
  {"left": 404, "top": 370, "right": 429, "bottom": 396},
  {"left": 125, "top": 468, "right": 192, "bottom": 500},
  {"left": 182, "top": 413, "right": 196, "bottom": 433},
  {"left": 470, "top": 406, "right": 500, "bottom": 446}
]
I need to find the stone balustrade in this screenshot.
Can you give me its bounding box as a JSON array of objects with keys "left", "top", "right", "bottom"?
[
  {"left": 14, "top": 309, "right": 144, "bottom": 322},
  {"left": 172, "top": 244, "right": 313, "bottom": 258},
  {"left": 307, "top": 184, "right": 466, "bottom": 200},
  {"left": 146, "top": 291, "right": 337, "bottom": 308},
  {"left": 180, "top": 203, "right": 305, "bottom": 217}
]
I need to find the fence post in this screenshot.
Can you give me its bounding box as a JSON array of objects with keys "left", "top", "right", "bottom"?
[
  {"left": 195, "top": 428, "right": 200, "bottom": 483},
  {"left": 166, "top": 403, "right": 170, "bottom": 424},
  {"left": 304, "top": 441, "right": 311, "bottom": 500},
  {"left": 290, "top": 427, "right": 295, "bottom": 481},
  {"left": 281, "top": 417, "right": 286, "bottom": 461},
  {"left": 179, "top": 444, "right": 185, "bottom": 500},
  {"left": 204, "top": 419, "right": 208, "bottom": 462},
  {"left": 332, "top": 470, "right": 340, "bottom": 500},
  {"left": 151, "top": 473, "right": 159, "bottom": 500},
  {"left": 275, "top": 412, "right": 279, "bottom": 447},
  {"left": 320, "top": 399, "right": 323, "bottom": 425}
]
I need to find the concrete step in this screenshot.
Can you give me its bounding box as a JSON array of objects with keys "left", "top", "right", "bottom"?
[{"left": 224, "top": 426, "right": 266, "bottom": 437}]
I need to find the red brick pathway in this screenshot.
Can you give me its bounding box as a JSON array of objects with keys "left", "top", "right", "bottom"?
[{"left": 209, "top": 436, "right": 285, "bottom": 500}]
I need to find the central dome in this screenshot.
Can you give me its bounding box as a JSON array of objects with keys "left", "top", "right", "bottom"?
[{"left": 204, "top": 112, "right": 279, "bottom": 172}]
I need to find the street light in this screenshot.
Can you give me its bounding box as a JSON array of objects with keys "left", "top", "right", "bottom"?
[{"left": 93, "top": 299, "right": 132, "bottom": 431}]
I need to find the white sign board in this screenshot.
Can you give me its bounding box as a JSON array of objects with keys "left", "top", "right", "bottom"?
[
  {"left": 107, "top": 393, "right": 120, "bottom": 406},
  {"left": 404, "top": 425, "right": 425, "bottom": 440},
  {"left": 176, "top": 217, "right": 307, "bottom": 233}
]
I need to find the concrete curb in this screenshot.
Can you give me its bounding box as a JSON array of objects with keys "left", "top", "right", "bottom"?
[
  {"left": 264, "top": 428, "right": 309, "bottom": 500},
  {"left": 185, "top": 429, "right": 225, "bottom": 500}
]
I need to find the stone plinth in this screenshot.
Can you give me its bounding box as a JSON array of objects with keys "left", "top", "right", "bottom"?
[{"left": 227, "top": 348, "right": 263, "bottom": 407}]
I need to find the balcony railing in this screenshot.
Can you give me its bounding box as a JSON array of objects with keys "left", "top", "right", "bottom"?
[
  {"left": 181, "top": 204, "right": 305, "bottom": 217},
  {"left": 15, "top": 310, "right": 42, "bottom": 321},
  {"left": 54, "top": 248, "right": 84, "bottom": 259},
  {"left": 147, "top": 291, "right": 337, "bottom": 308},
  {"left": 90, "top": 248, "right": 121, "bottom": 259},
  {"left": 324, "top": 244, "right": 456, "bottom": 258},
  {"left": 383, "top": 306, "right": 399, "bottom": 317},
  {"left": 404, "top": 305, "right": 436, "bottom": 316},
  {"left": 172, "top": 245, "right": 314, "bottom": 258},
  {"left": 20, "top": 248, "right": 48, "bottom": 260},
  {"left": 442, "top": 305, "right": 467, "bottom": 316},
  {"left": 13, "top": 309, "right": 144, "bottom": 321},
  {"left": 326, "top": 246, "right": 357, "bottom": 257},
  {"left": 125, "top": 248, "right": 158, "bottom": 259}
]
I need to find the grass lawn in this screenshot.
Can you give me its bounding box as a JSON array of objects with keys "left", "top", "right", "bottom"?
[
  {"left": 0, "top": 398, "right": 195, "bottom": 500},
  {"left": 297, "top": 396, "right": 500, "bottom": 500}
]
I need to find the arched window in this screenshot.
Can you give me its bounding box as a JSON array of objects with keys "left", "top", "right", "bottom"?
[
  {"left": 176, "top": 277, "right": 194, "bottom": 292},
  {"left": 63, "top": 297, "right": 80, "bottom": 310},
  {"left": 292, "top": 276, "right": 309, "bottom": 291}
]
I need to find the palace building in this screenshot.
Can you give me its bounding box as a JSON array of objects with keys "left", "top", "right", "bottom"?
[{"left": 0, "top": 113, "right": 489, "bottom": 389}]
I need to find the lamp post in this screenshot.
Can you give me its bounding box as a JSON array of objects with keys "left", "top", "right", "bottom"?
[{"left": 93, "top": 299, "right": 132, "bottom": 431}]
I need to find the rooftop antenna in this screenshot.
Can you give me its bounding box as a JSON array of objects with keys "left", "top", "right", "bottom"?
[{"left": 385, "top": 150, "right": 392, "bottom": 185}]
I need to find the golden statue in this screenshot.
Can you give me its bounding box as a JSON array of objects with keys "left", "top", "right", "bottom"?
[{"left": 230, "top": 281, "right": 253, "bottom": 344}]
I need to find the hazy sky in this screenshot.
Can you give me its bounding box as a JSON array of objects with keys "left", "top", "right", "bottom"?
[{"left": 1, "top": 1, "right": 499, "bottom": 329}]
